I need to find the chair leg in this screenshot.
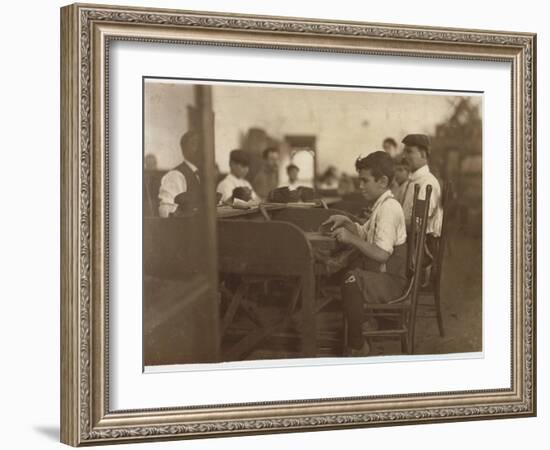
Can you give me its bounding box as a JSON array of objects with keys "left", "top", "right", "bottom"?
[
  {"left": 399, "top": 310, "right": 409, "bottom": 354},
  {"left": 434, "top": 288, "right": 445, "bottom": 338},
  {"left": 400, "top": 334, "right": 407, "bottom": 354},
  {"left": 342, "top": 316, "right": 348, "bottom": 355},
  {"left": 407, "top": 310, "right": 416, "bottom": 355},
  {"left": 301, "top": 272, "right": 317, "bottom": 358}
]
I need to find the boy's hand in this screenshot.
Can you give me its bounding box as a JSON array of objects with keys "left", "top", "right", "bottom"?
[
  {"left": 332, "top": 227, "right": 356, "bottom": 245},
  {"left": 321, "top": 214, "right": 352, "bottom": 232}
]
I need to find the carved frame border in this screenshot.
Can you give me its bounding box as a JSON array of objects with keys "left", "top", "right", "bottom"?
[{"left": 60, "top": 3, "right": 536, "bottom": 446}]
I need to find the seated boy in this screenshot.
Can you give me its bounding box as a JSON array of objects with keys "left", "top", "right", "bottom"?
[
  {"left": 390, "top": 157, "right": 411, "bottom": 204},
  {"left": 322, "top": 151, "right": 407, "bottom": 357},
  {"left": 217, "top": 149, "right": 259, "bottom": 205},
  {"left": 284, "top": 164, "right": 301, "bottom": 190}
]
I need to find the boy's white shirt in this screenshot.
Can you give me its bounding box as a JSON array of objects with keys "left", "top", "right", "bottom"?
[
  {"left": 216, "top": 173, "right": 258, "bottom": 203},
  {"left": 401, "top": 164, "right": 443, "bottom": 236},
  {"left": 354, "top": 190, "right": 407, "bottom": 255}
]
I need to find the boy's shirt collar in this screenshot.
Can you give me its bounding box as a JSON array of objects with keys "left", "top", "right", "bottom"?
[
  {"left": 227, "top": 172, "right": 244, "bottom": 181},
  {"left": 370, "top": 189, "right": 393, "bottom": 213}
]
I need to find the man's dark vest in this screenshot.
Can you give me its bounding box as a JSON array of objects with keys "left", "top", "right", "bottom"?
[{"left": 174, "top": 161, "right": 201, "bottom": 215}]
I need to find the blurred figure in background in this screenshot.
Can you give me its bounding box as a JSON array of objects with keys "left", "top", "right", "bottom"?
[
  {"left": 283, "top": 164, "right": 301, "bottom": 190},
  {"left": 337, "top": 172, "right": 356, "bottom": 196},
  {"left": 382, "top": 137, "right": 401, "bottom": 159},
  {"left": 318, "top": 166, "right": 339, "bottom": 190},
  {"left": 390, "top": 157, "right": 411, "bottom": 205},
  {"left": 252, "top": 147, "right": 280, "bottom": 200},
  {"left": 144, "top": 153, "right": 158, "bottom": 171}
]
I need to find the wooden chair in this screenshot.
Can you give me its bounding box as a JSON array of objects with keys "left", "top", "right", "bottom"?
[
  {"left": 359, "top": 184, "right": 432, "bottom": 354},
  {"left": 217, "top": 219, "right": 317, "bottom": 360},
  {"left": 417, "top": 180, "right": 454, "bottom": 337}
]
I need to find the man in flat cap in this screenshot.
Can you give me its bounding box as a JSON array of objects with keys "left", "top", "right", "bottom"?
[
  {"left": 216, "top": 149, "right": 259, "bottom": 204},
  {"left": 158, "top": 130, "right": 202, "bottom": 217},
  {"left": 401, "top": 134, "right": 443, "bottom": 237}
]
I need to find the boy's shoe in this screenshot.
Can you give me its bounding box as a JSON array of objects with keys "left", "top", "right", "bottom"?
[
  {"left": 346, "top": 340, "right": 371, "bottom": 357},
  {"left": 361, "top": 318, "right": 379, "bottom": 333}
]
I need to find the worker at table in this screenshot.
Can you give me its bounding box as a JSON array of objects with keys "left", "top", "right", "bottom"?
[
  {"left": 322, "top": 151, "right": 407, "bottom": 357},
  {"left": 157, "top": 130, "right": 201, "bottom": 218},
  {"left": 217, "top": 149, "right": 259, "bottom": 205}
]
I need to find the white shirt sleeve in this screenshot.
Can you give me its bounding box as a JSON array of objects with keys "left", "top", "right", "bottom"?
[
  {"left": 373, "top": 201, "right": 406, "bottom": 254},
  {"left": 402, "top": 182, "right": 414, "bottom": 228},
  {"left": 158, "top": 171, "right": 187, "bottom": 218},
  {"left": 245, "top": 180, "right": 259, "bottom": 201},
  {"left": 418, "top": 181, "right": 438, "bottom": 218},
  {"left": 216, "top": 177, "right": 234, "bottom": 203},
  {"left": 355, "top": 222, "right": 367, "bottom": 241}
]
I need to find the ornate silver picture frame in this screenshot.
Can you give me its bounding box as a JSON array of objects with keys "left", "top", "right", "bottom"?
[{"left": 60, "top": 3, "right": 536, "bottom": 446}]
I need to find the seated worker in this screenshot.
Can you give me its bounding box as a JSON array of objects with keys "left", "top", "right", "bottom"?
[
  {"left": 217, "top": 149, "right": 259, "bottom": 204},
  {"left": 390, "top": 157, "right": 411, "bottom": 205},
  {"left": 322, "top": 151, "right": 407, "bottom": 357},
  {"left": 281, "top": 164, "right": 301, "bottom": 190},
  {"left": 158, "top": 130, "right": 201, "bottom": 218}
]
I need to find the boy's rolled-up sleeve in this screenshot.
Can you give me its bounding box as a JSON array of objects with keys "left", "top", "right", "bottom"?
[{"left": 373, "top": 202, "right": 404, "bottom": 255}]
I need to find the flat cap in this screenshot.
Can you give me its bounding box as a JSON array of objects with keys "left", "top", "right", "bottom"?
[
  {"left": 229, "top": 149, "right": 250, "bottom": 166},
  {"left": 402, "top": 134, "right": 431, "bottom": 150}
]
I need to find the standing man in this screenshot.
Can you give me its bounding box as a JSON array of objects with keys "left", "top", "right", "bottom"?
[
  {"left": 402, "top": 134, "right": 443, "bottom": 244},
  {"left": 401, "top": 134, "right": 443, "bottom": 285},
  {"left": 400, "top": 134, "right": 442, "bottom": 237},
  {"left": 158, "top": 130, "right": 201, "bottom": 217},
  {"left": 253, "top": 147, "right": 280, "bottom": 200}
]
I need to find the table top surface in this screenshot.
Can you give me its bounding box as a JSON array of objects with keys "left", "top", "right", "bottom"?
[
  {"left": 216, "top": 202, "right": 331, "bottom": 219},
  {"left": 216, "top": 204, "right": 287, "bottom": 219}
]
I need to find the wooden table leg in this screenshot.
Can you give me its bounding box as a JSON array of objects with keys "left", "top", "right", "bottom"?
[{"left": 301, "top": 269, "right": 317, "bottom": 357}]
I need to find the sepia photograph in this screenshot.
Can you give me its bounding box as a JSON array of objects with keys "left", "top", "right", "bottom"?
[{"left": 142, "top": 78, "right": 483, "bottom": 368}]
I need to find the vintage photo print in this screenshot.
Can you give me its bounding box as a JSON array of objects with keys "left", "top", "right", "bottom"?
[{"left": 142, "top": 78, "right": 482, "bottom": 369}]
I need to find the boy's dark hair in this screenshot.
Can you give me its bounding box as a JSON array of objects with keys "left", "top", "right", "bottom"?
[
  {"left": 262, "top": 147, "right": 279, "bottom": 159},
  {"left": 286, "top": 163, "right": 299, "bottom": 173},
  {"left": 355, "top": 151, "right": 395, "bottom": 185},
  {"left": 229, "top": 149, "right": 250, "bottom": 166},
  {"left": 383, "top": 137, "right": 397, "bottom": 147}
]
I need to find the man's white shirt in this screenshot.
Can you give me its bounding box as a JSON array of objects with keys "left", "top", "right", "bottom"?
[{"left": 401, "top": 164, "right": 443, "bottom": 237}]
